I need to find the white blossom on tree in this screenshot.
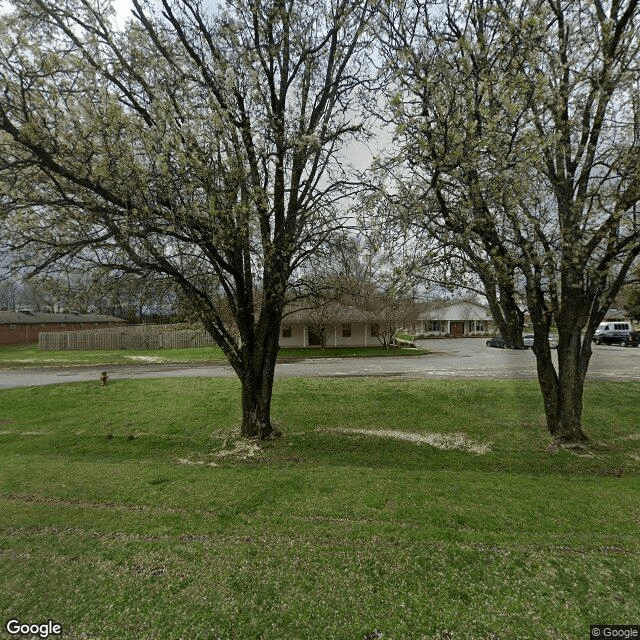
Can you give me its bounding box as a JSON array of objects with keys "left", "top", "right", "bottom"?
[{"left": 0, "top": 0, "right": 376, "bottom": 438}]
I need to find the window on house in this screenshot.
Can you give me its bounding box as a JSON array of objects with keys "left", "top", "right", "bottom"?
[
  {"left": 281, "top": 325, "right": 292, "bottom": 338},
  {"left": 342, "top": 323, "right": 352, "bottom": 338},
  {"left": 40, "top": 323, "right": 46, "bottom": 328},
  {"left": 428, "top": 321, "right": 444, "bottom": 332},
  {"left": 474, "top": 321, "right": 487, "bottom": 332},
  {"left": 370, "top": 324, "right": 380, "bottom": 337},
  {"left": 60, "top": 323, "right": 65, "bottom": 327},
  {"left": 10, "top": 324, "right": 16, "bottom": 330}
]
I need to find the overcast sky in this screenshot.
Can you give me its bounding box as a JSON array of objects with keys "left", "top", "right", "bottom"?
[{"left": 0, "top": 0, "right": 389, "bottom": 171}]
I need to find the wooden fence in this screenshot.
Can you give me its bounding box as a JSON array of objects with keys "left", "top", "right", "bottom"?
[{"left": 39, "top": 324, "right": 217, "bottom": 351}]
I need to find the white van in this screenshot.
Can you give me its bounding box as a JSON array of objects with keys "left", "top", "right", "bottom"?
[{"left": 593, "top": 322, "right": 633, "bottom": 345}]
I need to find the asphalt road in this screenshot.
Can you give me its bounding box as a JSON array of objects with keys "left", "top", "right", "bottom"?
[{"left": 1, "top": 338, "right": 639, "bottom": 389}]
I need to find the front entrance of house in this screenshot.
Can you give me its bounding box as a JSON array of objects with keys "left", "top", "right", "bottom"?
[
  {"left": 450, "top": 321, "right": 465, "bottom": 336},
  {"left": 308, "top": 329, "right": 323, "bottom": 346}
]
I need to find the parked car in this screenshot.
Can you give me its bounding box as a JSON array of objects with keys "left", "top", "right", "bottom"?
[
  {"left": 522, "top": 334, "right": 558, "bottom": 349},
  {"left": 486, "top": 336, "right": 506, "bottom": 349},
  {"left": 392, "top": 337, "right": 417, "bottom": 348},
  {"left": 622, "top": 331, "right": 639, "bottom": 347},
  {"left": 593, "top": 322, "right": 633, "bottom": 345}
]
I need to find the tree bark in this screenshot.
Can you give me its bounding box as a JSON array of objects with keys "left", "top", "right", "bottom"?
[
  {"left": 529, "top": 297, "right": 590, "bottom": 444},
  {"left": 534, "top": 341, "right": 589, "bottom": 445},
  {"left": 241, "top": 370, "right": 276, "bottom": 439},
  {"left": 239, "top": 325, "right": 281, "bottom": 439},
  {"left": 497, "top": 312, "right": 525, "bottom": 349}
]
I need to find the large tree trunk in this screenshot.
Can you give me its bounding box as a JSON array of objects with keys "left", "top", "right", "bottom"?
[
  {"left": 531, "top": 318, "right": 589, "bottom": 445},
  {"left": 241, "top": 368, "right": 276, "bottom": 439},
  {"left": 525, "top": 274, "right": 592, "bottom": 444},
  {"left": 554, "top": 330, "right": 591, "bottom": 444},
  {"left": 534, "top": 347, "right": 589, "bottom": 444},
  {"left": 238, "top": 305, "right": 283, "bottom": 439},
  {"left": 499, "top": 315, "right": 525, "bottom": 349},
  {"left": 201, "top": 295, "right": 283, "bottom": 440}
]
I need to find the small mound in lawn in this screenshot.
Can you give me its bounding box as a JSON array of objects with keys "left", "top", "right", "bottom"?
[
  {"left": 177, "top": 440, "right": 262, "bottom": 467},
  {"left": 331, "top": 428, "right": 491, "bottom": 454}
]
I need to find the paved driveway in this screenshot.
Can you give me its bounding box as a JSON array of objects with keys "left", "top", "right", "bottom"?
[{"left": 1, "top": 338, "right": 639, "bottom": 389}]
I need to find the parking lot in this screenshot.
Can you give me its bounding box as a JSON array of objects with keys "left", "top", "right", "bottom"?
[{"left": 410, "top": 337, "right": 640, "bottom": 381}]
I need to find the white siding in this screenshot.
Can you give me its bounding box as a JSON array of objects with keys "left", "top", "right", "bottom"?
[
  {"left": 278, "top": 322, "right": 374, "bottom": 348},
  {"left": 279, "top": 324, "right": 305, "bottom": 347},
  {"left": 335, "top": 322, "right": 367, "bottom": 347},
  {"left": 419, "top": 302, "right": 495, "bottom": 336}
]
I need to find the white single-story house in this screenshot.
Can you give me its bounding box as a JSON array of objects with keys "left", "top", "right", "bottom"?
[
  {"left": 279, "top": 305, "right": 396, "bottom": 348},
  {"left": 278, "top": 320, "right": 382, "bottom": 348},
  {"left": 417, "top": 299, "right": 496, "bottom": 337}
]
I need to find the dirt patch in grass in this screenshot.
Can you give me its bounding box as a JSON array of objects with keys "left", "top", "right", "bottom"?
[
  {"left": 0, "top": 430, "right": 47, "bottom": 436},
  {"left": 177, "top": 440, "right": 262, "bottom": 467},
  {"left": 331, "top": 428, "right": 491, "bottom": 454},
  {"left": 215, "top": 440, "right": 261, "bottom": 458},
  {"left": 177, "top": 458, "right": 219, "bottom": 467}
]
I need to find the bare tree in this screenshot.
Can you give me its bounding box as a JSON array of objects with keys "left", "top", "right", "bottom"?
[
  {"left": 299, "top": 301, "right": 341, "bottom": 348},
  {"left": 0, "top": 0, "right": 374, "bottom": 438},
  {"left": 0, "top": 279, "right": 19, "bottom": 311},
  {"left": 616, "top": 262, "right": 640, "bottom": 322},
  {"left": 366, "top": 294, "right": 418, "bottom": 347},
  {"left": 375, "top": 0, "right": 529, "bottom": 348},
  {"left": 378, "top": 0, "right": 640, "bottom": 443},
  {"left": 520, "top": 0, "right": 640, "bottom": 443}
]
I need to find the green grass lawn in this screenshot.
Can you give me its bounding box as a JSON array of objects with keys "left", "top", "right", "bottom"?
[
  {"left": 0, "top": 343, "right": 426, "bottom": 368},
  {"left": 1, "top": 377, "right": 638, "bottom": 639}
]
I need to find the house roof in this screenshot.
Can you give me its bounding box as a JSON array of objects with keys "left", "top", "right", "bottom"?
[
  {"left": 418, "top": 299, "right": 493, "bottom": 321},
  {"left": 0, "top": 310, "right": 126, "bottom": 325},
  {"left": 603, "top": 308, "right": 629, "bottom": 321},
  {"left": 282, "top": 299, "right": 422, "bottom": 324},
  {"left": 282, "top": 303, "right": 378, "bottom": 324}
]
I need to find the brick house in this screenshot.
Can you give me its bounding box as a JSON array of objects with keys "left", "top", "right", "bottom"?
[{"left": 0, "top": 310, "right": 126, "bottom": 346}]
